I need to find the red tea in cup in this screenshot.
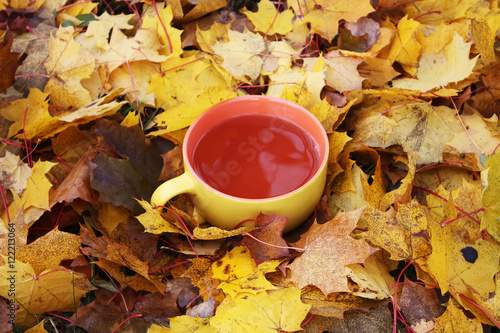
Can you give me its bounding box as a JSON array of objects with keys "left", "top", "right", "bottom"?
[{"left": 191, "top": 113, "right": 320, "bottom": 199}]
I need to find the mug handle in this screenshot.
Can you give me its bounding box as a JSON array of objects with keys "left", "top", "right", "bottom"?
[{"left": 151, "top": 173, "right": 195, "bottom": 211}]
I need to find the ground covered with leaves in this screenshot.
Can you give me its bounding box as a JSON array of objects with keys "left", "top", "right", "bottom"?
[{"left": 1, "top": 0, "right": 500, "bottom": 332}]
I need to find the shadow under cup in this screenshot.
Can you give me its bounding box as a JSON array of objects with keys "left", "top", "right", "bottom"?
[{"left": 181, "top": 96, "right": 329, "bottom": 232}]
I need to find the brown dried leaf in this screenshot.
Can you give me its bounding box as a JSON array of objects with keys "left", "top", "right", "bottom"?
[
  {"left": 242, "top": 213, "right": 290, "bottom": 265},
  {"left": 0, "top": 31, "right": 19, "bottom": 93},
  {"left": 399, "top": 282, "right": 444, "bottom": 325}
]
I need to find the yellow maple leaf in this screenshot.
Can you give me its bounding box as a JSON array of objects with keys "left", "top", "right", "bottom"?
[
  {"left": 402, "top": 0, "right": 488, "bottom": 24},
  {"left": 359, "top": 58, "right": 400, "bottom": 87},
  {"left": 324, "top": 50, "right": 365, "bottom": 92},
  {"left": 261, "top": 40, "right": 298, "bottom": 76},
  {"left": 211, "top": 29, "right": 265, "bottom": 82},
  {"left": 329, "top": 163, "right": 366, "bottom": 213},
  {"left": 346, "top": 254, "right": 396, "bottom": 300},
  {"left": 84, "top": 12, "right": 135, "bottom": 51},
  {"left": 0, "top": 0, "right": 45, "bottom": 9},
  {"left": 107, "top": 61, "right": 158, "bottom": 106},
  {"left": 300, "top": 286, "right": 379, "bottom": 318},
  {"left": 135, "top": 199, "right": 184, "bottom": 234},
  {"left": 359, "top": 151, "right": 385, "bottom": 209},
  {"left": 267, "top": 55, "right": 325, "bottom": 109},
  {"left": 44, "top": 26, "right": 95, "bottom": 110},
  {"left": 279, "top": 80, "right": 311, "bottom": 109},
  {"left": 0, "top": 256, "right": 94, "bottom": 327},
  {"left": 196, "top": 21, "right": 229, "bottom": 53},
  {"left": 415, "top": 22, "right": 469, "bottom": 55},
  {"left": 242, "top": 0, "right": 294, "bottom": 35},
  {"left": 392, "top": 32, "right": 478, "bottom": 91},
  {"left": 23, "top": 319, "right": 49, "bottom": 333},
  {"left": 481, "top": 153, "right": 500, "bottom": 242},
  {"left": 56, "top": 1, "right": 97, "bottom": 26},
  {"left": 120, "top": 110, "right": 140, "bottom": 127},
  {"left": 2, "top": 88, "right": 126, "bottom": 140},
  {"left": 142, "top": 4, "right": 183, "bottom": 55},
  {"left": 1, "top": 89, "right": 54, "bottom": 139},
  {"left": 447, "top": 109, "right": 500, "bottom": 168},
  {"left": 303, "top": 0, "right": 374, "bottom": 41},
  {"left": 209, "top": 287, "right": 311, "bottom": 333},
  {"left": 363, "top": 200, "right": 432, "bottom": 261},
  {"left": 433, "top": 302, "right": 482, "bottom": 332},
  {"left": 97, "top": 27, "right": 168, "bottom": 74},
  {"left": 452, "top": 274, "right": 500, "bottom": 326},
  {"left": 148, "top": 53, "right": 210, "bottom": 110},
  {"left": 211, "top": 246, "right": 279, "bottom": 298},
  {"left": 387, "top": 16, "right": 422, "bottom": 75},
  {"left": 20, "top": 160, "right": 57, "bottom": 213},
  {"left": 425, "top": 189, "right": 500, "bottom": 298},
  {"left": 153, "top": 86, "right": 237, "bottom": 133},
  {"left": 182, "top": 0, "right": 226, "bottom": 22}
]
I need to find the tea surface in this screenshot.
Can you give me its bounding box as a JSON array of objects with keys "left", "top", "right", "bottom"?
[{"left": 191, "top": 114, "right": 320, "bottom": 199}]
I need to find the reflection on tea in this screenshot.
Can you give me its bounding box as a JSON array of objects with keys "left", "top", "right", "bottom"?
[{"left": 191, "top": 114, "right": 320, "bottom": 199}]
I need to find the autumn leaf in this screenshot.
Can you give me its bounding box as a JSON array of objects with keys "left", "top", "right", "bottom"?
[
  {"left": 300, "top": 286, "right": 380, "bottom": 319},
  {"left": 209, "top": 287, "right": 311, "bottom": 333},
  {"left": 211, "top": 246, "right": 280, "bottom": 298},
  {"left": 211, "top": 29, "right": 265, "bottom": 82},
  {"left": 0, "top": 150, "right": 31, "bottom": 197},
  {"left": 141, "top": 4, "right": 183, "bottom": 55},
  {"left": 481, "top": 153, "right": 500, "bottom": 242},
  {"left": 44, "top": 26, "right": 95, "bottom": 110},
  {"left": 402, "top": 0, "right": 487, "bottom": 24},
  {"left": 386, "top": 16, "right": 422, "bottom": 74},
  {"left": 324, "top": 50, "right": 365, "bottom": 92},
  {"left": 424, "top": 192, "right": 500, "bottom": 298},
  {"left": 0, "top": 256, "right": 94, "bottom": 327},
  {"left": 70, "top": 288, "right": 182, "bottom": 332},
  {"left": 363, "top": 200, "right": 432, "bottom": 261},
  {"left": 16, "top": 228, "right": 81, "bottom": 275},
  {"left": 0, "top": 32, "right": 18, "bottom": 93},
  {"left": 3, "top": 0, "right": 500, "bottom": 331},
  {"left": 242, "top": 0, "right": 294, "bottom": 36},
  {"left": 135, "top": 199, "right": 184, "bottom": 235},
  {"left": 241, "top": 213, "right": 290, "bottom": 265},
  {"left": 392, "top": 32, "right": 479, "bottom": 91},
  {"left": 399, "top": 282, "right": 443, "bottom": 326},
  {"left": 80, "top": 227, "right": 166, "bottom": 293},
  {"left": 49, "top": 140, "right": 112, "bottom": 205},
  {"left": 346, "top": 254, "right": 396, "bottom": 299},
  {"left": 152, "top": 86, "right": 237, "bottom": 133},
  {"left": 433, "top": 301, "right": 482, "bottom": 332},
  {"left": 301, "top": 0, "right": 374, "bottom": 41},
  {"left": 288, "top": 208, "right": 377, "bottom": 295}
]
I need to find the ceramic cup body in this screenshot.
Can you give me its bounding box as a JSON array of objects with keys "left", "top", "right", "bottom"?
[{"left": 151, "top": 95, "right": 329, "bottom": 233}]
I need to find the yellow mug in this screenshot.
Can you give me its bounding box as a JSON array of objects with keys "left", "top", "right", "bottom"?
[{"left": 151, "top": 95, "right": 328, "bottom": 233}]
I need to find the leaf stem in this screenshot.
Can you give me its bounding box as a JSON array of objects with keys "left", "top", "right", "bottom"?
[
  {"left": 111, "top": 313, "right": 143, "bottom": 333},
  {"left": 242, "top": 232, "right": 303, "bottom": 252}
]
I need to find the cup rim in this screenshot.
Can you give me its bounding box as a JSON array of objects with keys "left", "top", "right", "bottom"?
[{"left": 182, "top": 95, "right": 329, "bottom": 202}]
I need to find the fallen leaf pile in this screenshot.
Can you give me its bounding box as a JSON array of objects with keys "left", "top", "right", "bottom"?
[{"left": 1, "top": 0, "right": 500, "bottom": 332}]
